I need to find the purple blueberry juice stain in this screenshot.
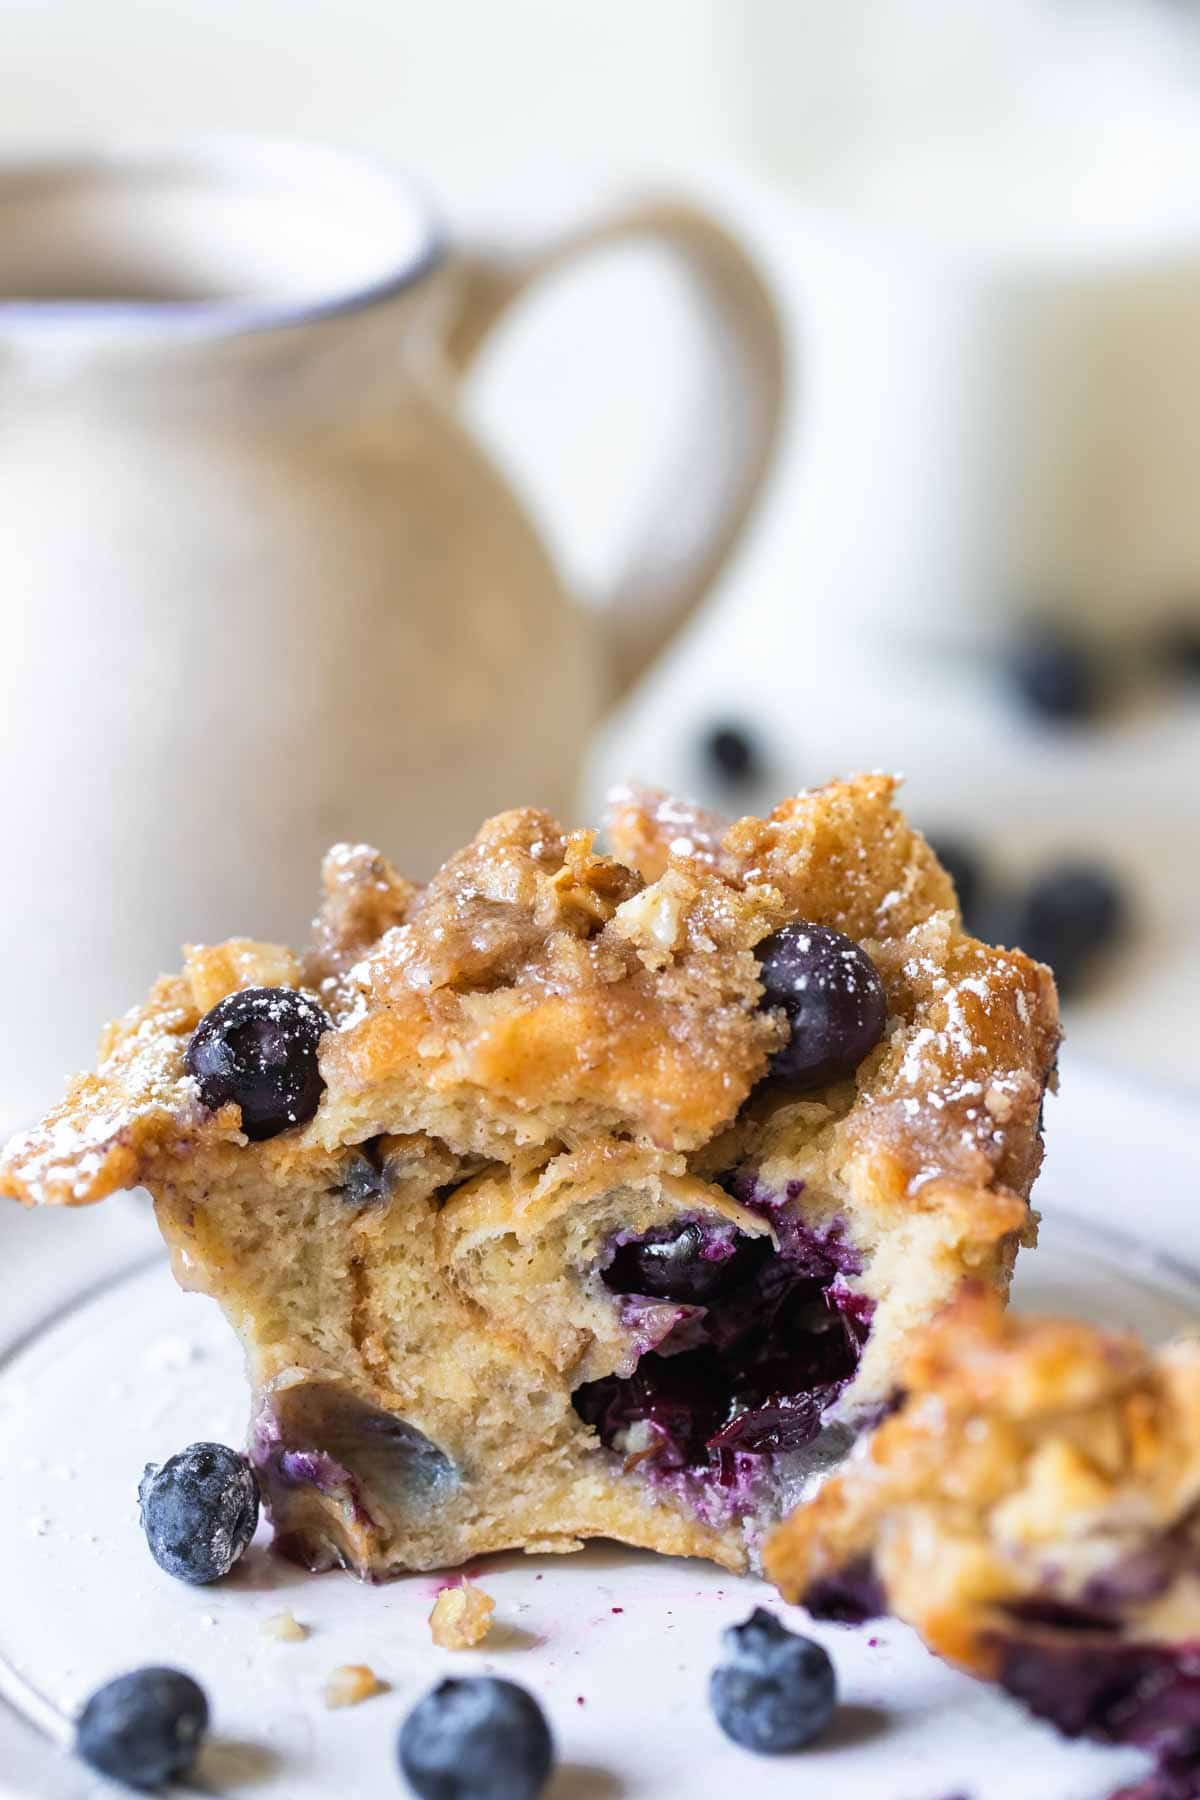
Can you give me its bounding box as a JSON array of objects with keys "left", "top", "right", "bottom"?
[
  {"left": 994, "top": 1636, "right": 1200, "bottom": 1750},
  {"left": 724, "top": 1171, "right": 864, "bottom": 1277},
  {"left": 1084, "top": 1536, "right": 1197, "bottom": 1612},
  {"left": 974, "top": 1535, "right": 1200, "bottom": 1790},
  {"left": 572, "top": 1181, "right": 872, "bottom": 1521},
  {"left": 1114, "top": 1756, "right": 1200, "bottom": 1800},
  {"left": 613, "top": 1294, "right": 705, "bottom": 1359},
  {"left": 277, "top": 1448, "right": 355, "bottom": 1493},
  {"left": 250, "top": 1384, "right": 457, "bottom": 1568}
]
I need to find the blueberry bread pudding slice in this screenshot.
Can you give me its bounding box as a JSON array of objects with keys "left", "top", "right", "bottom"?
[
  {"left": 0, "top": 777, "right": 1058, "bottom": 1578},
  {"left": 765, "top": 1290, "right": 1200, "bottom": 1788}
]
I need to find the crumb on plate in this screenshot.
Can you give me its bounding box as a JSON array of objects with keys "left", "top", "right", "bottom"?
[
  {"left": 324, "top": 1664, "right": 386, "bottom": 1708},
  {"left": 429, "top": 1582, "right": 495, "bottom": 1649},
  {"left": 261, "top": 1610, "right": 308, "bottom": 1642}
]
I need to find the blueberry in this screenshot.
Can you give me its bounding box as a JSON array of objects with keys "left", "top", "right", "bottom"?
[
  {"left": 927, "top": 835, "right": 983, "bottom": 927},
  {"left": 703, "top": 722, "right": 762, "bottom": 785},
  {"left": 757, "top": 923, "right": 887, "bottom": 1088},
  {"left": 1010, "top": 863, "right": 1126, "bottom": 995},
  {"left": 398, "top": 1676, "right": 554, "bottom": 1800},
  {"left": 1007, "top": 628, "right": 1100, "bottom": 722},
  {"left": 185, "top": 986, "right": 331, "bottom": 1140},
  {"left": 76, "top": 1667, "right": 208, "bottom": 1790},
  {"left": 1025, "top": 864, "right": 1125, "bottom": 952},
  {"left": 604, "top": 1222, "right": 764, "bottom": 1305},
  {"left": 342, "top": 1147, "right": 387, "bottom": 1206},
  {"left": 139, "top": 1442, "right": 259, "bottom": 1584},
  {"left": 709, "top": 1607, "right": 836, "bottom": 1753},
  {"left": 802, "top": 1555, "right": 887, "bottom": 1625}
]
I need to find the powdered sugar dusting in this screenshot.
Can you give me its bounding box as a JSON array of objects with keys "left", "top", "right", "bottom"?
[
  {"left": 606, "top": 783, "right": 732, "bottom": 874},
  {"left": 890, "top": 921, "right": 1053, "bottom": 1167},
  {"left": 325, "top": 842, "right": 394, "bottom": 894}
]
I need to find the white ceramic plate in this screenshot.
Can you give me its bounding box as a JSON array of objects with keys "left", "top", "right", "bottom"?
[{"left": 1, "top": 1054, "right": 1197, "bottom": 1800}]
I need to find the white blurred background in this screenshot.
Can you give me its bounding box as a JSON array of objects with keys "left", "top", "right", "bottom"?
[{"left": 7, "top": 1, "right": 1200, "bottom": 236}]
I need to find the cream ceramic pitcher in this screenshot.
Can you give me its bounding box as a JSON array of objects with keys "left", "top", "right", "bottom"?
[{"left": 0, "top": 141, "right": 784, "bottom": 1132}]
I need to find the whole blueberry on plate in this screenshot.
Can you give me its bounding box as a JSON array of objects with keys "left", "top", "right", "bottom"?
[
  {"left": 139, "top": 1441, "right": 259, "bottom": 1584},
  {"left": 1007, "top": 627, "right": 1099, "bottom": 723},
  {"left": 710, "top": 1606, "right": 836, "bottom": 1753},
  {"left": 757, "top": 922, "right": 887, "bottom": 1088},
  {"left": 703, "top": 721, "right": 762, "bottom": 786},
  {"left": 185, "top": 985, "right": 331, "bottom": 1140},
  {"left": 76, "top": 1666, "right": 208, "bottom": 1790},
  {"left": 398, "top": 1675, "right": 554, "bottom": 1800}
]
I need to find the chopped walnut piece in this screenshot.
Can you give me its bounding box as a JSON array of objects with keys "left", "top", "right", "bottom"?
[
  {"left": 984, "top": 1084, "right": 1015, "bottom": 1122},
  {"left": 429, "top": 1582, "right": 495, "bottom": 1649},
  {"left": 324, "top": 1664, "right": 387, "bottom": 1708}
]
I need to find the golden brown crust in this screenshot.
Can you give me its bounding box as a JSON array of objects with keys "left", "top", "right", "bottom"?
[
  {"left": 765, "top": 1290, "right": 1200, "bottom": 1672},
  {"left": 0, "top": 776, "right": 1061, "bottom": 1579},
  {"left": 1, "top": 776, "right": 1055, "bottom": 1212},
  {"left": 303, "top": 843, "right": 417, "bottom": 990},
  {"left": 316, "top": 807, "right": 784, "bottom": 1158},
  {"left": 606, "top": 785, "right": 737, "bottom": 884}
]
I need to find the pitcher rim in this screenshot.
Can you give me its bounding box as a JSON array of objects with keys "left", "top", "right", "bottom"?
[{"left": 0, "top": 135, "right": 446, "bottom": 339}]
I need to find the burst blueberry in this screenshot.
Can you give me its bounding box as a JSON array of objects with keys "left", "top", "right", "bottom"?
[
  {"left": 398, "top": 1676, "right": 554, "bottom": 1800},
  {"left": 757, "top": 922, "right": 887, "bottom": 1088},
  {"left": 604, "top": 1221, "right": 764, "bottom": 1305},
  {"left": 185, "top": 985, "right": 331, "bottom": 1140},
  {"left": 341, "top": 1146, "right": 388, "bottom": 1207},
  {"left": 709, "top": 1607, "right": 837, "bottom": 1753},
  {"left": 139, "top": 1441, "right": 259, "bottom": 1584},
  {"left": 575, "top": 1212, "right": 867, "bottom": 1473},
  {"left": 76, "top": 1667, "right": 208, "bottom": 1790}
]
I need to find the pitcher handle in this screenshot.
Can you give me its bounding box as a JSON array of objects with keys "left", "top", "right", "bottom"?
[{"left": 443, "top": 198, "right": 787, "bottom": 701}]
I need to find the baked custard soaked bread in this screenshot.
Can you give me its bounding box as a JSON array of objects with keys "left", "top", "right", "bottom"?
[
  {"left": 765, "top": 1291, "right": 1200, "bottom": 1782},
  {"left": 0, "top": 777, "right": 1058, "bottom": 1578}
]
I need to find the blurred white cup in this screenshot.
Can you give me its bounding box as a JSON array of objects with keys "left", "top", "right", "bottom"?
[{"left": 726, "top": 0, "right": 1200, "bottom": 649}]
